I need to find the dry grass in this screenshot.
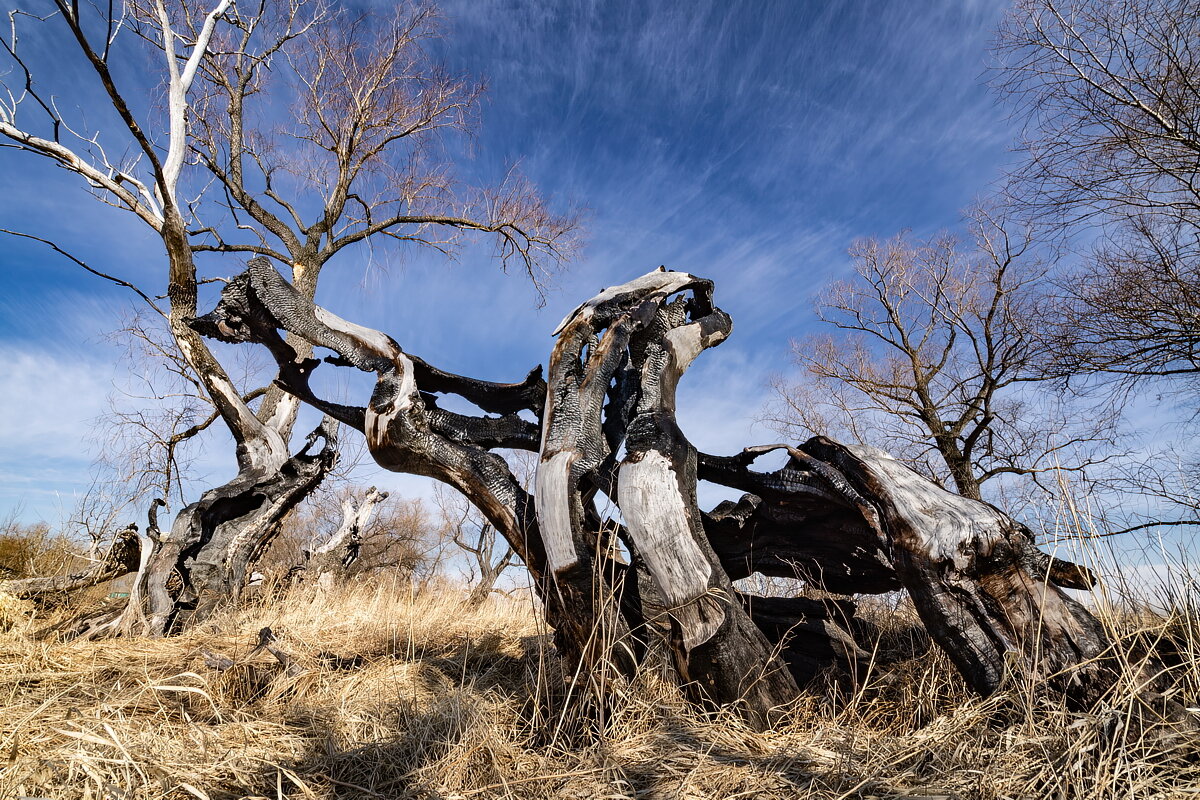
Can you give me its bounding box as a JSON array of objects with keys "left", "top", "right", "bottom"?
[{"left": 0, "top": 577, "right": 1197, "bottom": 800}]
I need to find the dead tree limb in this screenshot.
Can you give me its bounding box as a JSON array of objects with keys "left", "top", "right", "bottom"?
[
  {"left": 699, "top": 438, "right": 1108, "bottom": 703},
  {"left": 802, "top": 437, "right": 1110, "bottom": 703},
  {"left": 195, "top": 259, "right": 648, "bottom": 680},
  {"left": 698, "top": 447, "right": 899, "bottom": 594},
  {"left": 611, "top": 272, "right": 800, "bottom": 726},
  {"left": 140, "top": 418, "right": 339, "bottom": 635},
  {"left": 191, "top": 257, "right": 544, "bottom": 563}
]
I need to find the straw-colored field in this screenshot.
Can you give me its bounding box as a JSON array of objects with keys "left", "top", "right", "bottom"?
[{"left": 0, "top": 577, "right": 1197, "bottom": 800}]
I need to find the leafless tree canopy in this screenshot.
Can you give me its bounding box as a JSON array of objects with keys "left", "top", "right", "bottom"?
[
  {"left": 437, "top": 486, "right": 517, "bottom": 606},
  {"left": 994, "top": 0, "right": 1200, "bottom": 388},
  {"left": 769, "top": 208, "right": 1115, "bottom": 502},
  {"left": 0, "top": 0, "right": 581, "bottom": 635},
  {"left": 186, "top": 0, "right": 580, "bottom": 291}
]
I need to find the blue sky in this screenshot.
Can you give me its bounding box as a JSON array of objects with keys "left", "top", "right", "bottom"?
[{"left": 0, "top": 0, "right": 1025, "bottom": 527}]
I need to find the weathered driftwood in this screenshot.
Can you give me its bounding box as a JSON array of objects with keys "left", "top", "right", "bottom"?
[
  {"left": 195, "top": 259, "right": 1119, "bottom": 720},
  {"left": 1, "top": 524, "right": 142, "bottom": 599}
]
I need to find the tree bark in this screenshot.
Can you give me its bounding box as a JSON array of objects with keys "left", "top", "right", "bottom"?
[
  {"left": 698, "top": 448, "right": 899, "bottom": 594},
  {"left": 803, "top": 437, "right": 1110, "bottom": 704},
  {"left": 698, "top": 437, "right": 1108, "bottom": 704},
  {"left": 536, "top": 272, "right": 707, "bottom": 675},
  {"left": 612, "top": 276, "right": 800, "bottom": 727}
]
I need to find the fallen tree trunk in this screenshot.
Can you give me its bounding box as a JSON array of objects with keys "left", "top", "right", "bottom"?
[
  {"left": 698, "top": 439, "right": 1108, "bottom": 703},
  {"left": 699, "top": 447, "right": 900, "bottom": 594},
  {"left": 803, "top": 438, "right": 1109, "bottom": 704},
  {"left": 194, "top": 260, "right": 1125, "bottom": 719}
]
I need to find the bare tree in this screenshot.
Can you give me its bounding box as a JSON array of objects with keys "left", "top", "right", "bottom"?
[
  {"left": 262, "top": 485, "right": 441, "bottom": 583},
  {"left": 992, "top": 0, "right": 1200, "bottom": 534},
  {"left": 297, "top": 486, "right": 389, "bottom": 590},
  {"left": 184, "top": 0, "right": 579, "bottom": 440},
  {"left": 993, "top": 0, "right": 1200, "bottom": 390},
  {"left": 0, "top": 0, "right": 323, "bottom": 636},
  {"left": 769, "top": 208, "right": 1115, "bottom": 502},
  {"left": 437, "top": 487, "right": 516, "bottom": 606},
  {"left": 65, "top": 474, "right": 137, "bottom": 561},
  {"left": 0, "top": 0, "right": 576, "bottom": 634},
  {"left": 100, "top": 310, "right": 270, "bottom": 509}
]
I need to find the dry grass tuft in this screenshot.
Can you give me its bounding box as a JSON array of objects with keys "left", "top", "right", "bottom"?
[
  {"left": 1, "top": 577, "right": 1197, "bottom": 799},
  {"left": 0, "top": 590, "right": 32, "bottom": 631}
]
